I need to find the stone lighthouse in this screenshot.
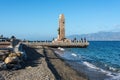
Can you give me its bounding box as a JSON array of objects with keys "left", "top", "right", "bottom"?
[
  {"left": 57, "top": 14, "right": 65, "bottom": 41},
  {"left": 53, "top": 14, "right": 71, "bottom": 43}
]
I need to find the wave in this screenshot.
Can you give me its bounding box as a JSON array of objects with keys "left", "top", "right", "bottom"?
[
  {"left": 82, "top": 61, "right": 120, "bottom": 80},
  {"left": 58, "top": 47, "right": 65, "bottom": 51},
  {"left": 55, "top": 48, "right": 120, "bottom": 80},
  {"left": 83, "top": 61, "right": 99, "bottom": 69},
  {"left": 65, "top": 52, "right": 120, "bottom": 80},
  {"left": 109, "top": 67, "right": 116, "bottom": 72},
  {"left": 105, "top": 73, "right": 120, "bottom": 80},
  {"left": 54, "top": 51, "right": 60, "bottom": 54},
  {"left": 71, "top": 53, "right": 77, "bottom": 57}
]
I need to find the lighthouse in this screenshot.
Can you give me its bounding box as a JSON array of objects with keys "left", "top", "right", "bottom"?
[
  {"left": 53, "top": 14, "right": 71, "bottom": 43},
  {"left": 57, "top": 14, "right": 65, "bottom": 41}
]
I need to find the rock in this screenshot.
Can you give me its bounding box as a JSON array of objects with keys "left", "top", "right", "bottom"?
[
  {"left": 26, "top": 66, "right": 32, "bottom": 69},
  {"left": 4, "top": 52, "right": 24, "bottom": 70},
  {"left": 4, "top": 56, "right": 20, "bottom": 64},
  {"left": 21, "top": 51, "right": 27, "bottom": 60},
  {"left": 6, "top": 63, "right": 14, "bottom": 69},
  {"left": 16, "top": 52, "right": 22, "bottom": 57},
  {"left": 0, "top": 74, "right": 5, "bottom": 80},
  {"left": 6, "top": 63, "right": 22, "bottom": 70},
  {"left": 0, "top": 61, "right": 7, "bottom": 69},
  {"left": 8, "top": 53, "right": 18, "bottom": 57},
  {"left": 12, "top": 63, "right": 22, "bottom": 70},
  {"left": 0, "top": 52, "right": 9, "bottom": 61},
  {"left": 9, "top": 52, "right": 22, "bottom": 58}
]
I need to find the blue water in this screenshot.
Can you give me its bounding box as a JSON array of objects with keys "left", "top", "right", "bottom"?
[{"left": 57, "top": 41, "right": 120, "bottom": 80}]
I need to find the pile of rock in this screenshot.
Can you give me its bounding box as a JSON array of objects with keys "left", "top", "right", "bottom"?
[
  {"left": 0, "top": 51, "right": 24, "bottom": 70},
  {"left": 0, "top": 50, "right": 9, "bottom": 61}
]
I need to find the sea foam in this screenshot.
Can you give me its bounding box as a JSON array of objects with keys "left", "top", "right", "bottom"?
[
  {"left": 71, "top": 53, "right": 77, "bottom": 57},
  {"left": 58, "top": 47, "right": 64, "bottom": 51},
  {"left": 83, "top": 61, "right": 99, "bottom": 69},
  {"left": 83, "top": 61, "right": 120, "bottom": 80}
]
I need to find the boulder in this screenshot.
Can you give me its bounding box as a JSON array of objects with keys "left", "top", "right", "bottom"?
[
  {"left": 16, "top": 52, "right": 22, "bottom": 57},
  {"left": 8, "top": 53, "right": 17, "bottom": 57},
  {"left": 26, "top": 66, "right": 32, "bottom": 69},
  {"left": 6, "top": 63, "right": 14, "bottom": 69},
  {"left": 21, "top": 51, "right": 27, "bottom": 60},
  {"left": 8, "top": 52, "right": 22, "bottom": 57},
  {"left": 6, "top": 63, "right": 22, "bottom": 70},
  {"left": 4, "top": 56, "right": 20, "bottom": 64},
  {"left": 0, "top": 61, "right": 7, "bottom": 69},
  {"left": 12, "top": 63, "right": 22, "bottom": 70},
  {"left": 0, "top": 52, "right": 9, "bottom": 61}
]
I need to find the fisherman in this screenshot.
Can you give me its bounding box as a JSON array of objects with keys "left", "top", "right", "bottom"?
[{"left": 84, "top": 37, "right": 87, "bottom": 42}]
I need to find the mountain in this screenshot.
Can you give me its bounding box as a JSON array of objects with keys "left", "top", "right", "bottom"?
[{"left": 67, "top": 31, "right": 120, "bottom": 41}]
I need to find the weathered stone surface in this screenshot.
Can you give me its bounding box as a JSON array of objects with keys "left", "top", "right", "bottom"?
[
  {"left": 52, "top": 14, "right": 71, "bottom": 43},
  {"left": 0, "top": 74, "right": 5, "bottom": 80},
  {"left": 8, "top": 52, "right": 22, "bottom": 58},
  {"left": 12, "top": 63, "right": 21, "bottom": 70},
  {"left": 21, "top": 51, "right": 27, "bottom": 60},
  {"left": 0, "top": 51, "right": 9, "bottom": 61},
  {"left": 0, "top": 42, "right": 27, "bottom": 70},
  {"left": 0, "top": 61, "right": 6, "bottom": 69},
  {"left": 16, "top": 52, "right": 22, "bottom": 57},
  {"left": 26, "top": 66, "right": 32, "bottom": 69},
  {"left": 58, "top": 14, "right": 65, "bottom": 40},
  {"left": 4, "top": 56, "right": 20, "bottom": 64}
]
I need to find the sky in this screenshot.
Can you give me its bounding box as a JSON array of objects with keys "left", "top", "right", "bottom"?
[{"left": 0, "top": 0, "right": 120, "bottom": 40}]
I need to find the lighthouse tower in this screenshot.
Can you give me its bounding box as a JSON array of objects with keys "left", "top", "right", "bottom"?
[
  {"left": 52, "top": 14, "right": 71, "bottom": 43},
  {"left": 57, "top": 14, "right": 65, "bottom": 41}
]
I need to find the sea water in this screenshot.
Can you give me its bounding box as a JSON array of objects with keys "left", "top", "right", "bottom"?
[{"left": 56, "top": 41, "right": 120, "bottom": 80}]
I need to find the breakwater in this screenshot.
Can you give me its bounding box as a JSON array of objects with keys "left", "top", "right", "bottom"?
[{"left": 23, "top": 41, "right": 89, "bottom": 48}]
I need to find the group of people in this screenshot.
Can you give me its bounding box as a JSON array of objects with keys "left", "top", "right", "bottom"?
[{"left": 72, "top": 37, "right": 87, "bottom": 42}]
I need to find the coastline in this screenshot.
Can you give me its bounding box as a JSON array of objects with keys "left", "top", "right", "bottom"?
[
  {"left": 0, "top": 45, "right": 88, "bottom": 80},
  {"left": 44, "top": 47, "right": 88, "bottom": 80},
  {"left": 54, "top": 46, "right": 120, "bottom": 80}
]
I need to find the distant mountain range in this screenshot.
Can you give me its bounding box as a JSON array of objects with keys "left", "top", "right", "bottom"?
[{"left": 68, "top": 31, "right": 120, "bottom": 41}]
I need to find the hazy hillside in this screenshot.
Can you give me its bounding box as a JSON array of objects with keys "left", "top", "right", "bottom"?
[{"left": 68, "top": 31, "right": 120, "bottom": 41}]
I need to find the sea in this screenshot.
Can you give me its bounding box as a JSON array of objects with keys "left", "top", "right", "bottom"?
[{"left": 55, "top": 41, "right": 120, "bottom": 80}]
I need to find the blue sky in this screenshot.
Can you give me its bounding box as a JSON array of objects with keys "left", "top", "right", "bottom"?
[{"left": 0, "top": 0, "right": 120, "bottom": 40}]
